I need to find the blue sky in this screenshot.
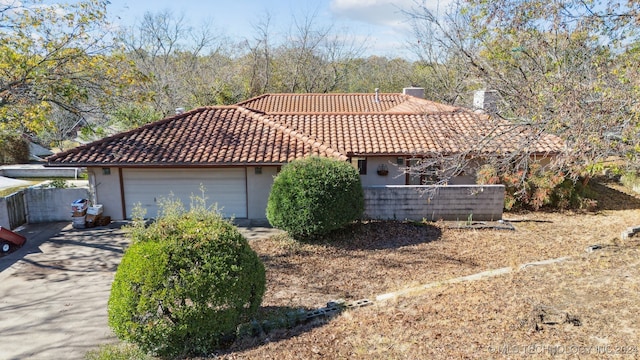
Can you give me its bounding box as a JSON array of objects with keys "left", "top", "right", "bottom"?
[{"left": 104, "top": 0, "right": 446, "bottom": 58}]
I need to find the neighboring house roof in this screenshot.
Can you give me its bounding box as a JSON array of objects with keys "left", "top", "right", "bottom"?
[
  {"left": 29, "top": 141, "right": 53, "bottom": 157},
  {"left": 46, "top": 93, "right": 564, "bottom": 167},
  {"left": 28, "top": 140, "right": 54, "bottom": 162}
]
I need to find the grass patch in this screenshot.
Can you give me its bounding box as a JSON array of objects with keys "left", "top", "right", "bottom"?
[
  {"left": 621, "top": 171, "right": 640, "bottom": 192},
  {"left": 84, "top": 343, "right": 153, "bottom": 360},
  {"left": 0, "top": 181, "right": 41, "bottom": 196}
]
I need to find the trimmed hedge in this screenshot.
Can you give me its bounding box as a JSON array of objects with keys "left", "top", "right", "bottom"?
[
  {"left": 108, "top": 204, "right": 265, "bottom": 358},
  {"left": 266, "top": 156, "right": 364, "bottom": 238}
]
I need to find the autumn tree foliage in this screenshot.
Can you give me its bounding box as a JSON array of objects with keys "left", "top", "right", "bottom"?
[{"left": 0, "top": 0, "right": 141, "bottom": 144}]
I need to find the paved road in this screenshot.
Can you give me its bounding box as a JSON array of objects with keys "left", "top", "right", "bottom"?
[
  {"left": 0, "top": 176, "right": 30, "bottom": 191},
  {"left": 0, "top": 221, "right": 281, "bottom": 360}
]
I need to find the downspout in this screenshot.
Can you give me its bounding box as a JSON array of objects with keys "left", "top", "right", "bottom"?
[
  {"left": 245, "top": 166, "right": 249, "bottom": 220},
  {"left": 118, "top": 168, "right": 126, "bottom": 219}
]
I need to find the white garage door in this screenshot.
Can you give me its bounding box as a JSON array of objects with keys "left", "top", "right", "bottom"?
[{"left": 122, "top": 168, "right": 247, "bottom": 219}]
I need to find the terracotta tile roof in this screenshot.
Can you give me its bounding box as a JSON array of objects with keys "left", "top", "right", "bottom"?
[
  {"left": 47, "top": 106, "right": 345, "bottom": 167},
  {"left": 236, "top": 93, "right": 456, "bottom": 114},
  {"left": 47, "top": 93, "right": 564, "bottom": 167},
  {"left": 269, "top": 111, "right": 563, "bottom": 156}
]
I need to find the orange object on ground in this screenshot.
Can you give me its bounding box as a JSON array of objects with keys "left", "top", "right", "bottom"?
[{"left": 0, "top": 226, "right": 27, "bottom": 253}]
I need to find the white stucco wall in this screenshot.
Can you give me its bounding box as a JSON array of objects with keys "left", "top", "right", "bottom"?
[
  {"left": 358, "top": 157, "right": 406, "bottom": 187},
  {"left": 246, "top": 166, "right": 278, "bottom": 220},
  {"left": 88, "top": 167, "right": 124, "bottom": 220},
  {"left": 86, "top": 161, "right": 484, "bottom": 222},
  {"left": 88, "top": 166, "right": 280, "bottom": 221}
]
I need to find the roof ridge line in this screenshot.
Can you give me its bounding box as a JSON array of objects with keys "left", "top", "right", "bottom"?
[
  {"left": 47, "top": 107, "right": 220, "bottom": 161},
  {"left": 259, "top": 92, "right": 404, "bottom": 96},
  {"left": 237, "top": 107, "right": 348, "bottom": 161},
  {"left": 234, "top": 93, "right": 270, "bottom": 106},
  {"left": 260, "top": 110, "right": 465, "bottom": 116}
]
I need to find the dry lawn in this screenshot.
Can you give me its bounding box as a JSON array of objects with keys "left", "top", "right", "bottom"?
[{"left": 216, "top": 182, "right": 640, "bottom": 359}]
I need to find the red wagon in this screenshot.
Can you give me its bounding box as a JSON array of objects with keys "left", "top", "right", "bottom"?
[{"left": 0, "top": 226, "right": 26, "bottom": 253}]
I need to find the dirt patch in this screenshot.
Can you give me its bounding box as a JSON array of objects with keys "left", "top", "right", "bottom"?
[
  {"left": 223, "top": 237, "right": 640, "bottom": 359},
  {"left": 215, "top": 182, "right": 640, "bottom": 358},
  {"left": 250, "top": 208, "right": 640, "bottom": 311}
]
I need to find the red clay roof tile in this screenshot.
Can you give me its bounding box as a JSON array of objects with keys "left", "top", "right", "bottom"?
[
  {"left": 236, "top": 93, "right": 454, "bottom": 114},
  {"left": 47, "top": 93, "right": 564, "bottom": 166}
]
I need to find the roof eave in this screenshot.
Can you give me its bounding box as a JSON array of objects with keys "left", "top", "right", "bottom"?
[{"left": 46, "top": 161, "right": 290, "bottom": 168}]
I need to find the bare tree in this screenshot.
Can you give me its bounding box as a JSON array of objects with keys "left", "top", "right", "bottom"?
[
  {"left": 405, "top": 0, "right": 640, "bottom": 189},
  {"left": 244, "top": 12, "right": 273, "bottom": 97},
  {"left": 276, "top": 13, "right": 364, "bottom": 93},
  {"left": 121, "top": 10, "right": 230, "bottom": 116},
  {"left": 242, "top": 9, "right": 366, "bottom": 94}
]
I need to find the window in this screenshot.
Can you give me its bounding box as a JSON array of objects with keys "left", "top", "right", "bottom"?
[
  {"left": 350, "top": 157, "right": 368, "bottom": 175},
  {"left": 407, "top": 159, "right": 440, "bottom": 185},
  {"left": 357, "top": 158, "right": 367, "bottom": 175}
]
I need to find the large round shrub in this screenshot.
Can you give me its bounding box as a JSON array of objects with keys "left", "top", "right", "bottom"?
[
  {"left": 108, "top": 206, "right": 265, "bottom": 358},
  {"left": 266, "top": 156, "right": 364, "bottom": 238}
]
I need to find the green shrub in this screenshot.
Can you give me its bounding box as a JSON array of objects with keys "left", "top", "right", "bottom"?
[
  {"left": 476, "top": 164, "right": 596, "bottom": 211},
  {"left": 0, "top": 132, "right": 30, "bottom": 164},
  {"left": 266, "top": 156, "right": 364, "bottom": 238},
  {"left": 108, "top": 199, "right": 265, "bottom": 358},
  {"left": 48, "top": 178, "right": 69, "bottom": 188}
]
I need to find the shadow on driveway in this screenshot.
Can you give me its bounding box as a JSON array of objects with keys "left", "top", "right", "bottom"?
[{"left": 0, "top": 221, "right": 129, "bottom": 360}]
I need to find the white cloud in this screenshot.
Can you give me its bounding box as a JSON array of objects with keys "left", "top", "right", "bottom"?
[
  {"left": 329, "top": 0, "right": 414, "bottom": 28},
  {"left": 329, "top": 0, "right": 450, "bottom": 28},
  {"left": 329, "top": 0, "right": 451, "bottom": 57}
]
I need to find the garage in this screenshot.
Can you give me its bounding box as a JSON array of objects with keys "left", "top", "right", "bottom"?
[{"left": 122, "top": 168, "right": 247, "bottom": 219}]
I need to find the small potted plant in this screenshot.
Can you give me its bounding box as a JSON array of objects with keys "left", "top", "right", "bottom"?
[{"left": 377, "top": 164, "right": 389, "bottom": 176}]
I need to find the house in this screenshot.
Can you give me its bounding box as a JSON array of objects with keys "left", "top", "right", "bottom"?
[
  {"left": 28, "top": 140, "right": 54, "bottom": 162},
  {"left": 46, "top": 88, "right": 563, "bottom": 221}
]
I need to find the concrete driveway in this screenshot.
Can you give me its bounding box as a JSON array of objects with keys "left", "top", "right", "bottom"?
[
  {"left": 0, "top": 222, "right": 130, "bottom": 360},
  {"left": 0, "top": 221, "right": 281, "bottom": 360}
]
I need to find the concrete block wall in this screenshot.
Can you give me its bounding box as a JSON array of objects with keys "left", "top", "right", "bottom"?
[
  {"left": 363, "top": 185, "right": 505, "bottom": 221},
  {"left": 25, "top": 187, "right": 90, "bottom": 223}
]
